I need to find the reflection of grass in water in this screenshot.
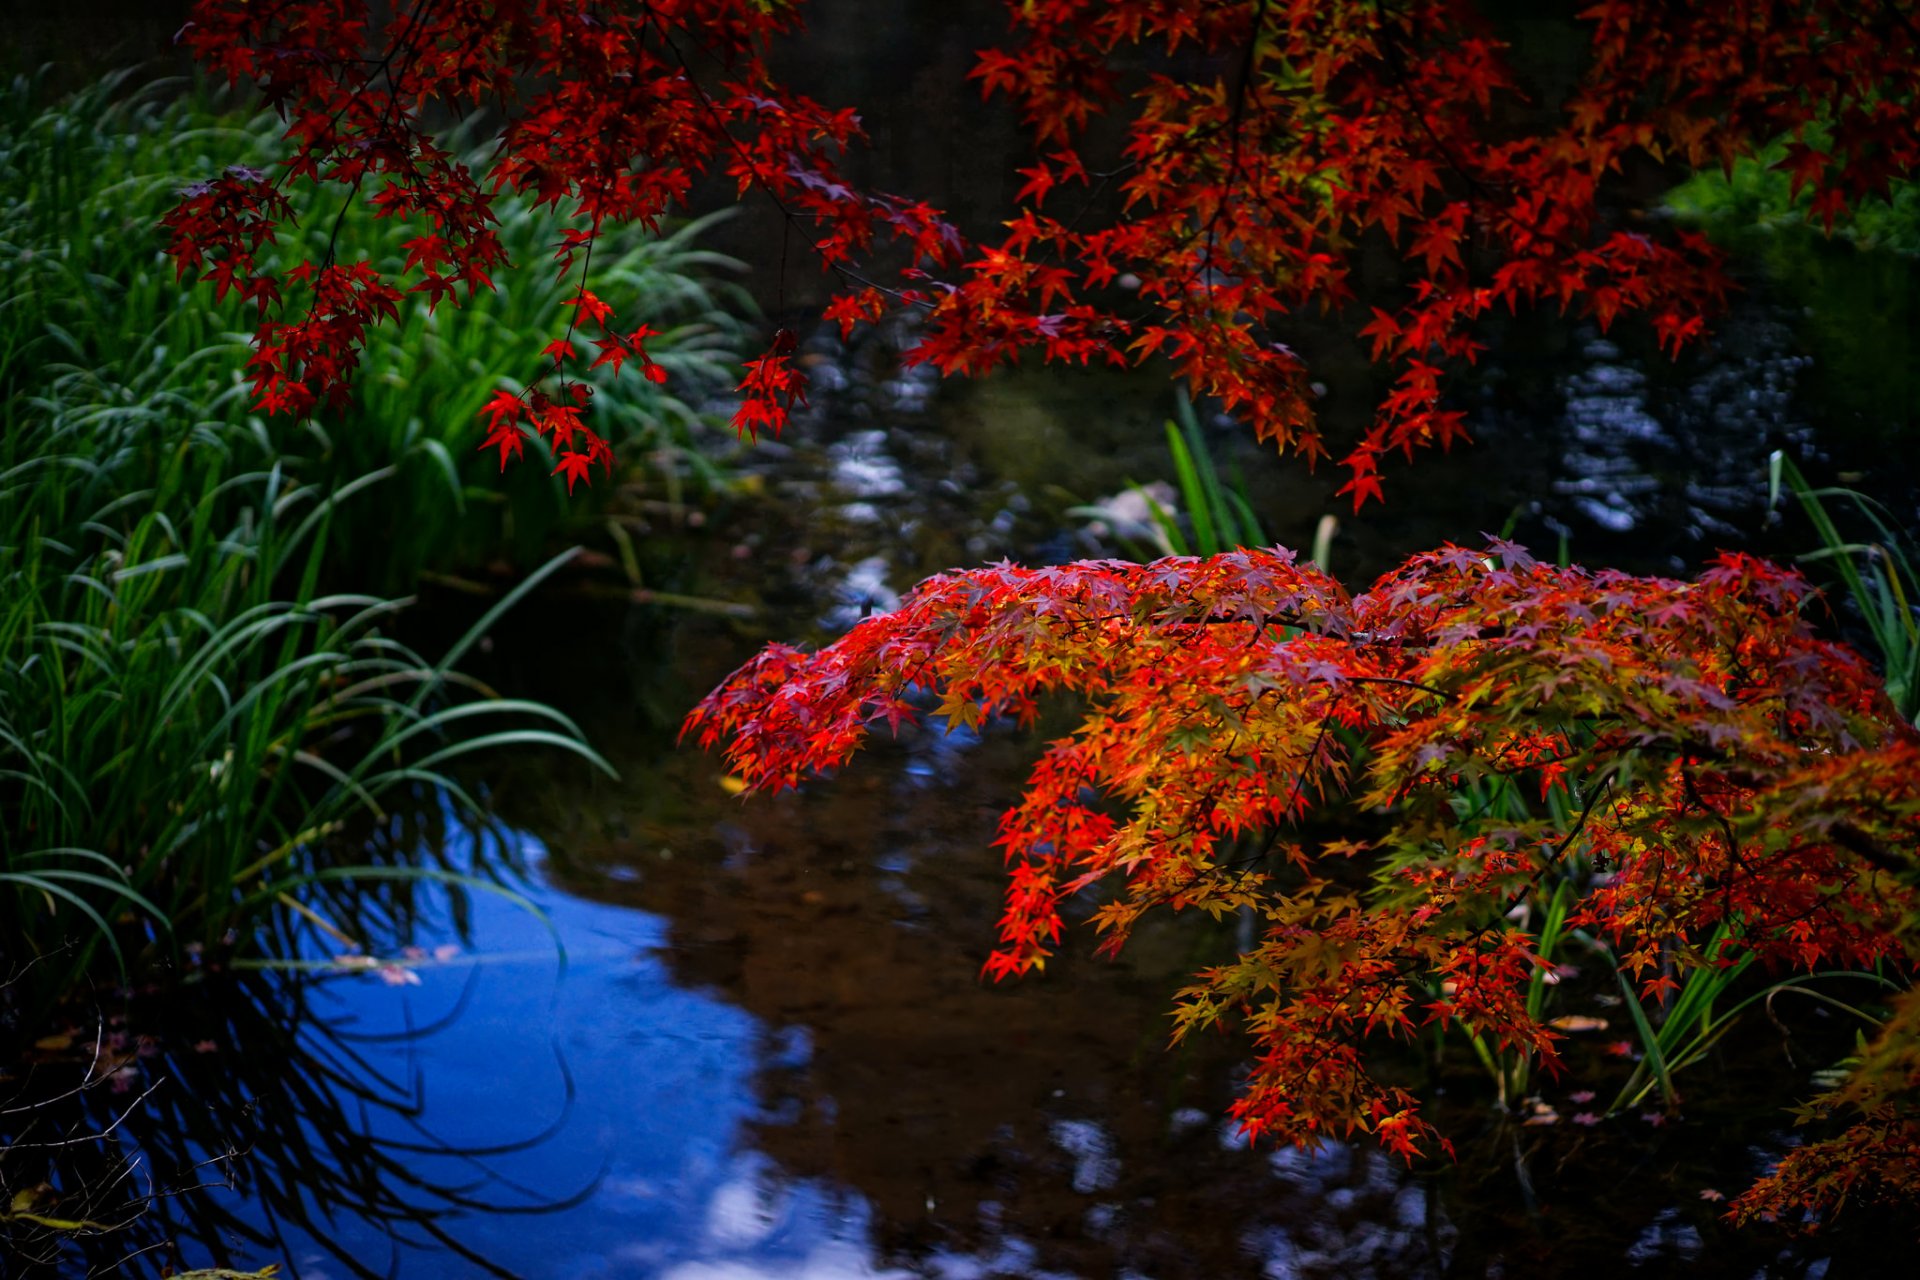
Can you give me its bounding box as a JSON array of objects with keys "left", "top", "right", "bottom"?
[{"left": 2, "top": 904, "right": 592, "bottom": 1278}]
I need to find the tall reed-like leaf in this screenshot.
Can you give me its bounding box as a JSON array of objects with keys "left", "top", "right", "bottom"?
[{"left": 1770, "top": 450, "right": 1919, "bottom": 722}]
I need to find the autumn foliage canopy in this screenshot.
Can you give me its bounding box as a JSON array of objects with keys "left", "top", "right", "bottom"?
[
  {"left": 169, "top": 0, "right": 1920, "bottom": 504},
  {"left": 168, "top": 0, "right": 1920, "bottom": 1231},
  {"left": 686, "top": 543, "right": 1920, "bottom": 1218}
]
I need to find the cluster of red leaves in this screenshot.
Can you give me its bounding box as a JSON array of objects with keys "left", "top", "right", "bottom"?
[
  {"left": 687, "top": 542, "right": 1920, "bottom": 1181},
  {"left": 170, "top": 2, "right": 1920, "bottom": 500},
  {"left": 1730, "top": 987, "right": 1920, "bottom": 1226},
  {"left": 168, "top": 0, "right": 955, "bottom": 471},
  {"left": 947, "top": 0, "right": 1920, "bottom": 506},
  {"left": 729, "top": 328, "right": 807, "bottom": 441},
  {"left": 472, "top": 287, "right": 669, "bottom": 490}
]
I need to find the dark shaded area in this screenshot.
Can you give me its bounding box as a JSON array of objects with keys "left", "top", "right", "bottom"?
[{"left": 0, "top": 0, "right": 194, "bottom": 88}]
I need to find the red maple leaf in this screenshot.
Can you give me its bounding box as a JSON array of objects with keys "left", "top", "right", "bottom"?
[{"left": 551, "top": 451, "right": 595, "bottom": 494}]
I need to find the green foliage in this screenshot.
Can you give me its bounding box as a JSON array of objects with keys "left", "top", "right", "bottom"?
[
  {"left": 0, "top": 74, "right": 625, "bottom": 1032},
  {"left": 1666, "top": 133, "right": 1920, "bottom": 256},
  {"left": 0, "top": 71, "right": 752, "bottom": 589},
  {"left": 1666, "top": 139, "right": 1918, "bottom": 433},
  {"left": 1771, "top": 450, "right": 1920, "bottom": 724}
]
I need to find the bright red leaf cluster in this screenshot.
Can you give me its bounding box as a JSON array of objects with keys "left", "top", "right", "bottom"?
[
  {"left": 688, "top": 542, "right": 1920, "bottom": 1188},
  {"left": 729, "top": 328, "right": 807, "bottom": 441},
  {"left": 168, "top": 1, "right": 1920, "bottom": 502}
]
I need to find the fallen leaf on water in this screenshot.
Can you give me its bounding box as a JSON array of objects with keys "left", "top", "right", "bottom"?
[
  {"left": 1700, "top": 1188, "right": 1725, "bottom": 1202},
  {"left": 1522, "top": 1097, "right": 1559, "bottom": 1126},
  {"left": 719, "top": 775, "right": 748, "bottom": 796},
  {"left": 32, "top": 1034, "right": 72, "bottom": 1052},
  {"left": 1573, "top": 1112, "right": 1601, "bottom": 1126}
]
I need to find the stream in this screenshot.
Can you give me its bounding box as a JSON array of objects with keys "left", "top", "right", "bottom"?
[
  {"left": 11, "top": 286, "right": 1912, "bottom": 1278},
  {"left": 5, "top": 5, "right": 1917, "bottom": 1271}
]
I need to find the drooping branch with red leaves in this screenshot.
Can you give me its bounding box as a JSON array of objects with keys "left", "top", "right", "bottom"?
[
  {"left": 687, "top": 543, "right": 1920, "bottom": 1201},
  {"left": 166, "top": 0, "right": 956, "bottom": 480},
  {"left": 163, "top": 0, "right": 1920, "bottom": 1230},
  {"left": 167, "top": 0, "right": 1920, "bottom": 504}
]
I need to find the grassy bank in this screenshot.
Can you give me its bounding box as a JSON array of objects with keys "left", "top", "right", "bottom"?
[
  {"left": 0, "top": 71, "right": 747, "bottom": 1034},
  {"left": 1, "top": 70, "right": 752, "bottom": 589}
]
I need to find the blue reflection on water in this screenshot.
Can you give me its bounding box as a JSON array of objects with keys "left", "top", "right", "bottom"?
[{"left": 184, "top": 825, "right": 905, "bottom": 1280}]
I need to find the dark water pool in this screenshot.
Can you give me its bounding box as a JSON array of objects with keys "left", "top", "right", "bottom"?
[
  {"left": 9, "top": 259, "right": 1916, "bottom": 1278},
  {"left": 8, "top": 6, "right": 1917, "bottom": 1270},
  {"left": 18, "top": 717, "right": 1889, "bottom": 1278}
]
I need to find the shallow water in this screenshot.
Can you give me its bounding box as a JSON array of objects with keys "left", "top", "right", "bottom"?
[
  {"left": 29, "top": 704, "right": 1882, "bottom": 1278},
  {"left": 10, "top": 248, "right": 1916, "bottom": 1280},
  {"left": 8, "top": 11, "right": 1917, "bottom": 1271}
]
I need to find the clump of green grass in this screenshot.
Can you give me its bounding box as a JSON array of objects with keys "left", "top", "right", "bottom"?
[
  {"left": 1, "top": 73, "right": 633, "bottom": 1034},
  {"left": 1770, "top": 450, "right": 1919, "bottom": 724},
  {"left": 310, "top": 172, "right": 753, "bottom": 586},
  {"left": 1070, "top": 391, "right": 1276, "bottom": 560},
  {"left": 0, "top": 361, "right": 614, "bottom": 1031},
  {"left": 0, "top": 70, "right": 753, "bottom": 591}
]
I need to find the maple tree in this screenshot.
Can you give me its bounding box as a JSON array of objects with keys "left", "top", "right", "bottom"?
[
  {"left": 161, "top": 0, "right": 1920, "bottom": 1228},
  {"left": 687, "top": 542, "right": 1920, "bottom": 1219},
  {"left": 166, "top": 0, "right": 1920, "bottom": 505}
]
